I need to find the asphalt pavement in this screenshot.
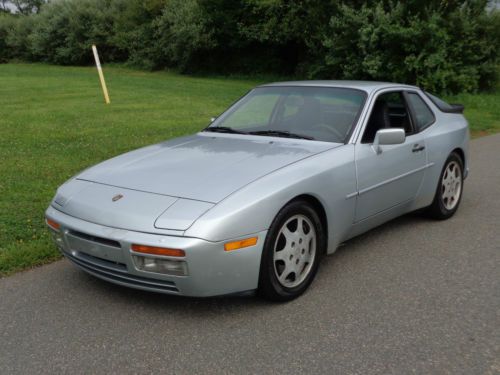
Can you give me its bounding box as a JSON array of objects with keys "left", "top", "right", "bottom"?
[{"left": 1, "top": 134, "right": 499, "bottom": 374}]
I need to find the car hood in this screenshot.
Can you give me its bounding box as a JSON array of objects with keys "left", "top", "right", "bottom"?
[{"left": 77, "top": 133, "right": 339, "bottom": 203}]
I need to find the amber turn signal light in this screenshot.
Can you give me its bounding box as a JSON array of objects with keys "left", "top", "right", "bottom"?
[
  {"left": 224, "top": 237, "right": 258, "bottom": 252},
  {"left": 46, "top": 218, "right": 60, "bottom": 231},
  {"left": 131, "top": 244, "right": 185, "bottom": 257}
]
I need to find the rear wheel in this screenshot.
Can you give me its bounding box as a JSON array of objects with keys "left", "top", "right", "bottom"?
[
  {"left": 258, "top": 200, "right": 325, "bottom": 302},
  {"left": 427, "top": 153, "right": 464, "bottom": 220}
]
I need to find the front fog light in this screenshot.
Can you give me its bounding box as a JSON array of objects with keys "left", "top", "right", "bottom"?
[
  {"left": 51, "top": 231, "right": 64, "bottom": 249},
  {"left": 133, "top": 256, "right": 188, "bottom": 276}
]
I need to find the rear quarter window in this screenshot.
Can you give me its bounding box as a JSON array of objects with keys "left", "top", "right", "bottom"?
[{"left": 407, "top": 93, "right": 435, "bottom": 131}]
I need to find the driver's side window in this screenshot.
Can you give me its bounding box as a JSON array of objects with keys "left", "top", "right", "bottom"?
[{"left": 361, "top": 91, "right": 413, "bottom": 143}]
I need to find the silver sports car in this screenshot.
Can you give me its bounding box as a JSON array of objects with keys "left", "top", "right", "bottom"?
[{"left": 46, "top": 81, "right": 469, "bottom": 301}]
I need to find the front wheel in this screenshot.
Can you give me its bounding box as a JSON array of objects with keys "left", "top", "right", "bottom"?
[
  {"left": 258, "top": 200, "right": 325, "bottom": 302},
  {"left": 427, "top": 152, "right": 464, "bottom": 220}
]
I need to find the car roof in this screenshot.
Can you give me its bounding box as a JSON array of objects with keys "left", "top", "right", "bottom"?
[{"left": 258, "top": 80, "right": 419, "bottom": 94}]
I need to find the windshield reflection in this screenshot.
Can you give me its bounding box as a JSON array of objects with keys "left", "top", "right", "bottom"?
[{"left": 208, "top": 86, "right": 366, "bottom": 143}]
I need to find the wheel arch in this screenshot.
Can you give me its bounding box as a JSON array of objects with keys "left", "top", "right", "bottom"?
[
  {"left": 287, "top": 194, "right": 329, "bottom": 253},
  {"left": 451, "top": 147, "right": 465, "bottom": 169}
]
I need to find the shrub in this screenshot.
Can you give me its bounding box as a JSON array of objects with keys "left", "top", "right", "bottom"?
[
  {"left": 1, "top": 0, "right": 498, "bottom": 93},
  {"left": 29, "top": 0, "right": 118, "bottom": 65},
  {"left": 153, "top": 0, "right": 215, "bottom": 72},
  {"left": 109, "top": 0, "right": 166, "bottom": 69},
  {"left": 237, "top": 0, "right": 337, "bottom": 75},
  {"left": 0, "top": 14, "right": 33, "bottom": 62},
  {"left": 5, "top": 15, "right": 36, "bottom": 61},
  {"left": 0, "top": 14, "right": 15, "bottom": 62},
  {"left": 319, "top": 1, "right": 500, "bottom": 93}
]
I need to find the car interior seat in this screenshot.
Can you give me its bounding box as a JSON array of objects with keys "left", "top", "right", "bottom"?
[{"left": 362, "top": 100, "right": 391, "bottom": 143}]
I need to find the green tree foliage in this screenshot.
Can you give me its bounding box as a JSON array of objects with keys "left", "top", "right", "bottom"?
[
  {"left": 11, "top": 0, "right": 46, "bottom": 14},
  {"left": 319, "top": 1, "right": 500, "bottom": 93},
  {"left": 109, "top": 0, "right": 166, "bottom": 69},
  {"left": 0, "top": 0, "right": 498, "bottom": 93},
  {"left": 29, "top": 0, "right": 121, "bottom": 65},
  {"left": 0, "top": 13, "right": 34, "bottom": 62},
  {"left": 238, "top": 0, "right": 338, "bottom": 74},
  {"left": 0, "top": 1, "right": 10, "bottom": 14},
  {"left": 5, "top": 14, "right": 34, "bottom": 59},
  {"left": 154, "top": 0, "right": 215, "bottom": 71},
  {"left": 0, "top": 14, "right": 14, "bottom": 62}
]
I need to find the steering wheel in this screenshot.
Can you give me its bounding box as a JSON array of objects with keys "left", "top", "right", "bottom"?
[{"left": 312, "top": 123, "right": 345, "bottom": 142}]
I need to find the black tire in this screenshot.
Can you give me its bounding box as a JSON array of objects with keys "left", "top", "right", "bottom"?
[
  {"left": 427, "top": 152, "right": 464, "bottom": 220},
  {"left": 258, "top": 200, "right": 326, "bottom": 302}
]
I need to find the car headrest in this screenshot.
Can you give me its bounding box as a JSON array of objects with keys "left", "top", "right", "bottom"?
[{"left": 371, "top": 100, "right": 391, "bottom": 129}]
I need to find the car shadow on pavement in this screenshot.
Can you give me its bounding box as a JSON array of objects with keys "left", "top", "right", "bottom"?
[{"left": 76, "top": 271, "right": 273, "bottom": 315}]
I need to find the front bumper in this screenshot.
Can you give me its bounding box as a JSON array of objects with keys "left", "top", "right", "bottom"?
[{"left": 45, "top": 206, "right": 266, "bottom": 297}]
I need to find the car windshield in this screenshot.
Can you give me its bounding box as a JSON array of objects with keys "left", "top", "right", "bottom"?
[{"left": 206, "top": 86, "right": 367, "bottom": 143}]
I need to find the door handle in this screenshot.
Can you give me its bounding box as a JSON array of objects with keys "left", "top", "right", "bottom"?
[{"left": 412, "top": 144, "right": 425, "bottom": 152}]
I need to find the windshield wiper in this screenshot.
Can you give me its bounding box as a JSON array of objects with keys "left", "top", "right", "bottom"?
[
  {"left": 248, "top": 130, "right": 315, "bottom": 140},
  {"left": 203, "top": 126, "right": 247, "bottom": 134}
]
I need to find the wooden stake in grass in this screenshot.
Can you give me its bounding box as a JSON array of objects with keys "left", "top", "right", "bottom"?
[{"left": 92, "top": 44, "right": 110, "bottom": 104}]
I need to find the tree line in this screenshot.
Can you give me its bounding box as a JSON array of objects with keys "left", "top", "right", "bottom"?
[{"left": 1, "top": 0, "right": 499, "bottom": 93}]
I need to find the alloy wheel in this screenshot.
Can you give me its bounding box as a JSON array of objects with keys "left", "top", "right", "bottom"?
[
  {"left": 273, "top": 214, "right": 317, "bottom": 288},
  {"left": 441, "top": 160, "right": 462, "bottom": 210}
]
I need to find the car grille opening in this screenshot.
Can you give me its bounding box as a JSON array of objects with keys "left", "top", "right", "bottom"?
[
  {"left": 68, "top": 229, "right": 121, "bottom": 249},
  {"left": 77, "top": 251, "right": 128, "bottom": 271},
  {"left": 63, "top": 250, "right": 179, "bottom": 293}
]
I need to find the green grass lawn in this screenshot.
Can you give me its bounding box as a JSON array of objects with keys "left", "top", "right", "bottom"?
[
  {"left": 0, "top": 63, "right": 260, "bottom": 276},
  {"left": 445, "top": 90, "right": 500, "bottom": 138},
  {"left": 0, "top": 63, "right": 499, "bottom": 276}
]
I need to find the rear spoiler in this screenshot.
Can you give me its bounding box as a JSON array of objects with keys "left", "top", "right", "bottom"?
[
  {"left": 421, "top": 90, "right": 465, "bottom": 114},
  {"left": 444, "top": 104, "right": 465, "bottom": 114}
]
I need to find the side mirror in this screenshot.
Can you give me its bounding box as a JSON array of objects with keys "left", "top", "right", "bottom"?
[{"left": 373, "top": 128, "right": 405, "bottom": 154}]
